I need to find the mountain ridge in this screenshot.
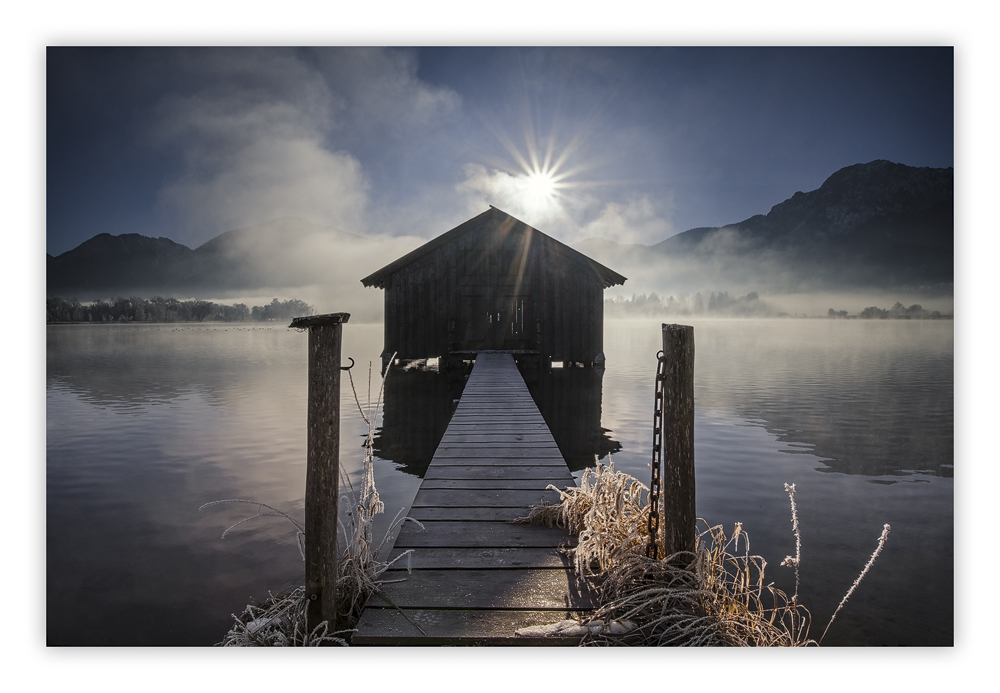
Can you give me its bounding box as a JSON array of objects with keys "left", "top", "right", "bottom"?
[{"left": 576, "top": 159, "right": 953, "bottom": 293}]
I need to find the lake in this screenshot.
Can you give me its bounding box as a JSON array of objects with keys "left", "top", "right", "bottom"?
[{"left": 45, "top": 318, "right": 953, "bottom": 646}]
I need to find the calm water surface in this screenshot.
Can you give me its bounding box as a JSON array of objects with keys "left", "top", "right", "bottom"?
[{"left": 46, "top": 318, "right": 952, "bottom": 646}]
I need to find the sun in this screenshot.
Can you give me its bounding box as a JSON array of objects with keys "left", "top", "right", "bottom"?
[
  {"left": 524, "top": 169, "right": 558, "bottom": 205},
  {"left": 487, "top": 129, "right": 585, "bottom": 220},
  {"left": 516, "top": 163, "right": 571, "bottom": 218}
]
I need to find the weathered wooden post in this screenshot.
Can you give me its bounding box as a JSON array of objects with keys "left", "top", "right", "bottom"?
[
  {"left": 289, "top": 312, "right": 350, "bottom": 635},
  {"left": 661, "top": 323, "right": 695, "bottom": 556}
]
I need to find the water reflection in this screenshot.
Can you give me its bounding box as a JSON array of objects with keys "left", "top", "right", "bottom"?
[
  {"left": 602, "top": 319, "right": 954, "bottom": 483},
  {"left": 687, "top": 319, "right": 954, "bottom": 480},
  {"left": 372, "top": 359, "right": 620, "bottom": 477},
  {"left": 522, "top": 365, "right": 621, "bottom": 471},
  {"left": 46, "top": 324, "right": 298, "bottom": 410},
  {"left": 372, "top": 362, "right": 467, "bottom": 477}
]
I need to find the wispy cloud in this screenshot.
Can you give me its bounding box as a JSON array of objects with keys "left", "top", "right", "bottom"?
[
  {"left": 153, "top": 49, "right": 369, "bottom": 245},
  {"left": 581, "top": 195, "right": 675, "bottom": 245},
  {"left": 151, "top": 48, "right": 467, "bottom": 247}
]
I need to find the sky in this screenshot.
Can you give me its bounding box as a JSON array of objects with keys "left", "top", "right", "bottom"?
[{"left": 46, "top": 46, "right": 954, "bottom": 255}]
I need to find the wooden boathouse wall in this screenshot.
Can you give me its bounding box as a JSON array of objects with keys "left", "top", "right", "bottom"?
[{"left": 361, "top": 207, "right": 627, "bottom": 367}]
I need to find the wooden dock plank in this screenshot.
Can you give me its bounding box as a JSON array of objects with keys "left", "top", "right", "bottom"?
[
  {"left": 405, "top": 506, "right": 539, "bottom": 522},
  {"left": 420, "top": 479, "right": 564, "bottom": 490},
  {"left": 423, "top": 465, "right": 573, "bottom": 480},
  {"left": 432, "top": 448, "right": 564, "bottom": 458},
  {"left": 451, "top": 410, "right": 543, "bottom": 414},
  {"left": 352, "top": 609, "right": 588, "bottom": 646},
  {"left": 393, "top": 521, "right": 570, "bottom": 547},
  {"left": 411, "top": 488, "right": 562, "bottom": 507},
  {"left": 385, "top": 547, "right": 573, "bottom": 570},
  {"left": 438, "top": 433, "right": 557, "bottom": 443},
  {"left": 367, "top": 569, "right": 594, "bottom": 610},
  {"left": 434, "top": 455, "right": 569, "bottom": 464},
  {"left": 442, "top": 424, "right": 551, "bottom": 432}
]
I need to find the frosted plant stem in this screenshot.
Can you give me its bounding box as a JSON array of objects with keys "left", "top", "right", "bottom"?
[
  {"left": 819, "top": 523, "right": 890, "bottom": 644},
  {"left": 780, "top": 483, "right": 801, "bottom": 602}
]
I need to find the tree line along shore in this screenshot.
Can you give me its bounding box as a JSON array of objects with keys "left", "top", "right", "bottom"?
[
  {"left": 605, "top": 292, "right": 952, "bottom": 319},
  {"left": 46, "top": 296, "right": 314, "bottom": 324}
]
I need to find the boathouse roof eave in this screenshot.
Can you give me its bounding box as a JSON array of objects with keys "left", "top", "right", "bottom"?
[{"left": 360, "top": 206, "right": 627, "bottom": 290}]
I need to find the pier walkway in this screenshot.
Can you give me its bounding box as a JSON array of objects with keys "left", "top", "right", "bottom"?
[{"left": 352, "top": 353, "right": 593, "bottom": 645}]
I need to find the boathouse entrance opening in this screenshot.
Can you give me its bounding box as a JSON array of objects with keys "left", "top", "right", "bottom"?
[{"left": 458, "top": 289, "right": 533, "bottom": 352}]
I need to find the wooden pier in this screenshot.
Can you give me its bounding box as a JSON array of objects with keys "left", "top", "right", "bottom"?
[{"left": 352, "top": 353, "right": 594, "bottom": 645}]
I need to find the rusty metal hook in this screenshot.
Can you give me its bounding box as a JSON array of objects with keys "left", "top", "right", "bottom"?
[{"left": 341, "top": 357, "right": 355, "bottom": 371}]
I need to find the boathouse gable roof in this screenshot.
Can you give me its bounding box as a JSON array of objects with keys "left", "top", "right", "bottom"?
[{"left": 360, "top": 207, "right": 627, "bottom": 289}]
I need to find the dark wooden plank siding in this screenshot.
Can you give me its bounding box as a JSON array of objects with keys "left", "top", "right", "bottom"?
[{"left": 376, "top": 210, "right": 619, "bottom": 365}]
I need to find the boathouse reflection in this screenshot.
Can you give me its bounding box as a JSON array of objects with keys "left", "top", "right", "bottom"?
[
  {"left": 522, "top": 365, "right": 621, "bottom": 472},
  {"left": 373, "top": 360, "right": 619, "bottom": 477}
]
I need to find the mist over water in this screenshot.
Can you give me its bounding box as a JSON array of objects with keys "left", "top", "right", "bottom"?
[{"left": 46, "top": 318, "right": 951, "bottom": 646}]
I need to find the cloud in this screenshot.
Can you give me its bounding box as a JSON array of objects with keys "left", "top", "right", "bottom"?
[
  {"left": 314, "top": 48, "right": 462, "bottom": 139},
  {"left": 160, "top": 137, "right": 369, "bottom": 245},
  {"left": 581, "top": 196, "right": 675, "bottom": 245},
  {"left": 152, "top": 48, "right": 465, "bottom": 246},
  {"left": 154, "top": 49, "right": 369, "bottom": 245}
]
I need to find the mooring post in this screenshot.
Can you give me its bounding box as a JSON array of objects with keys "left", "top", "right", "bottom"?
[
  {"left": 661, "top": 323, "right": 695, "bottom": 556},
  {"left": 289, "top": 312, "right": 350, "bottom": 635}
]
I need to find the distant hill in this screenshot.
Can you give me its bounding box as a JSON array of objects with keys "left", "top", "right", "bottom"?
[
  {"left": 47, "top": 233, "right": 199, "bottom": 295},
  {"left": 575, "top": 160, "right": 953, "bottom": 294},
  {"left": 47, "top": 217, "right": 384, "bottom": 299}
]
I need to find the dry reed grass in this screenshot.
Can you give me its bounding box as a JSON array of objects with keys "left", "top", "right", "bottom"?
[
  {"left": 516, "top": 458, "right": 888, "bottom": 647},
  {"left": 203, "top": 354, "right": 420, "bottom": 646}
]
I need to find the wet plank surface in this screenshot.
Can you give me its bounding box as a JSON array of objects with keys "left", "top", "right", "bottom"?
[{"left": 352, "top": 353, "right": 590, "bottom": 646}]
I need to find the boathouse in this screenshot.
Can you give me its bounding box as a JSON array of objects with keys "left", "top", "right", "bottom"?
[{"left": 361, "top": 207, "right": 627, "bottom": 369}]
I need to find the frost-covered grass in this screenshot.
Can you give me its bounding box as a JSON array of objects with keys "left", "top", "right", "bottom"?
[
  {"left": 216, "top": 586, "right": 347, "bottom": 647},
  {"left": 516, "top": 459, "right": 889, "bottom": 646}
]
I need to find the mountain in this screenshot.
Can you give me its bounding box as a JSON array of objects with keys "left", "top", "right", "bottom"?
[
  {"left": 659, "top": 160, "right": 952, "bottom": 288},
  {"left": 47, "top": 217, "right": 386, "bottom": 298},
  {"left": 577, "top": 160, "right": 953, "bottom": 294},
  {"left": 47, "top": 233, "right": 199, "bottom": 295}
]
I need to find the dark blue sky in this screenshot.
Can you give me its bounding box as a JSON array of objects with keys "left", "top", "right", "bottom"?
[{"left": 46, "top": 47, "right": 953, "bottom": 255}]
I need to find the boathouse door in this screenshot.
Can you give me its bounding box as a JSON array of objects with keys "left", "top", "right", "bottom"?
[
  {"left": 457, "top": 290, "right": 532, "bottom": 351},
  {"left": 496, "top": 294, "right": 530, "bottom": 351}
]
